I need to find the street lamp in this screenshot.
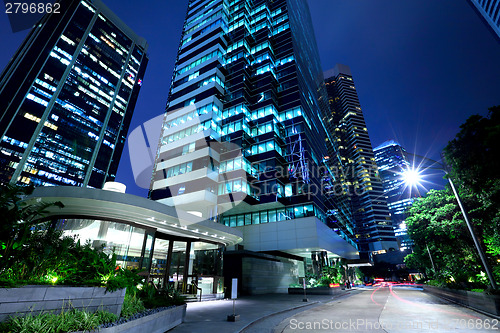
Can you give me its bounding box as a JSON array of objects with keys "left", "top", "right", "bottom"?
[
  {"left": 402, "top": 167, "right": 422, "bottom": 187},
  {"left": 402, "top": 155, "right": 498, "bottom": 290}
]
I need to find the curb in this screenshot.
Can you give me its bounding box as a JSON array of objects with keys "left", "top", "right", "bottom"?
[
  {"left": 239, "top": 290, "right": 362, "bottom": 333},
  {"left": 237, "top": 301, "right": 320, "bottom": 333},
  {"left": 423, "top": 289, "right": 500, "bottom": 321},
  {"left": 272, "top": 289, "right": 363, "bottom": 333}
]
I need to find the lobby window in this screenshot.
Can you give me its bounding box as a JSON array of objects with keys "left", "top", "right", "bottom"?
[
  {"left": 294, "top": 206, "right": 304, "bottom": 218},
  {"left": 260, "top": 211, "right": 268, "bottom": 223},
  {"left": 237, "top": 215, "right": 244, "bottom": 226},
  {"left": 269, "top": 210, "right": 277, "bottom": 222},
  {"left": 245, "top": 213, "right": 252, "bottom": 225},
  {"left": 252, "top": 213, "right": 260, "bottom": 224}
]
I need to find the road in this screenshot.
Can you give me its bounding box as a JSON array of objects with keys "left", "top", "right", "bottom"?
[{"left": 275, "top": 285, "right": 499, "bottom": 333}]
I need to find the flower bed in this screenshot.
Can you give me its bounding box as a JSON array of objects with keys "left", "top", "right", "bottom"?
[{"left": 76, "top": 305, "right": 187, "bottom": 333}]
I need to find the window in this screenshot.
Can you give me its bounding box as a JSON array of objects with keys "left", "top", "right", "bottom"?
[
  {"left": 237, "top": 215, "right": 244, "bottom": 226},
  {"left": 260, "top": 211, "right": 268, "bottom": 223},
  {"left": 269, "top": 210, "right": 277, "bottom": 222},
  {"left": 245, "top": 213, "right": 252, "bottom": 225},
  {"left": 252, "top": 213, "right": 260, "bottom": 224},
  {"left": 230, "top": 216, "right": 236, "bottom": 227}
]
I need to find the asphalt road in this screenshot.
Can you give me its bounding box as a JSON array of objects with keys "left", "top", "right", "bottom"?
[{"left": 275, "top": 286, "right": 499, "bottom": 333}]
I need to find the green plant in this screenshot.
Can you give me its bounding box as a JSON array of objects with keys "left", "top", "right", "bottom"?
[
  {"left": 0, "top": 308, "right": 117, "bottom": 333},
  {"left": 121, "top": 292, "right": 146, "bottom": 318},
  {"left": 0, "top": 184, "right": 63, "bottom": 266},
  {"left": 0, "top": 221, "right": 144, "bottom": 290},
  {"left": 317, "top": 275, "right": 332, "bottom": 286},
  {"left": 137, "top": 283, "right": 186, "bottom": 309},
  {"left": 106, "top": 267, "right": 144, "bottom": 293},
  {"left": 322, "top": 265, "right": 343, "bottom": 284}
]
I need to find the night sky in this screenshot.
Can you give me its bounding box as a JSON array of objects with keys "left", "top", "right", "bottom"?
[{"left": 1, "top": 0, "right": 499, "bottom": 197}]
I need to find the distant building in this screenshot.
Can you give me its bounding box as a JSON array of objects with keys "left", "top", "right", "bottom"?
[
  {"left": 324, "top": 64, "right": 399, "bottom": 256},
  {"left": 373, "top": 140, "right": 417, "bottom": 250},
  {"left": 0, "top": 0, "right": 148, "bottom": 188},
  {"left": 469, "top": 0, "right": 500, "bottom": 40}
]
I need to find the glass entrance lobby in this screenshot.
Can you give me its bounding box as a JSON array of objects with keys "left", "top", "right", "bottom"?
[
  {"left": 28, "top": 186, "right": 243, "bottom": 296},
  {"left": 56, "top": 218, "right": 225, "bottom": 294}
]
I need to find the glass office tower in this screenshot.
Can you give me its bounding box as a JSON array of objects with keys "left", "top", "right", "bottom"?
[
  {"left": 153, "top": 0, "right": 330, "bottom": 222},
  {"left": 469, "top": 0, "right": 500, "bottom": 39},
  {"left": 150, "top": 0, "right": 359, "bottom": 273},
  {"left": 0, "top": 0, "right": 148, "bottom": 188},
  {"left": 374, "top": 140, "right": 416, "bottom": 251},
  {"left": 324, "top": 64, "right": 398, "bottom": 255}
]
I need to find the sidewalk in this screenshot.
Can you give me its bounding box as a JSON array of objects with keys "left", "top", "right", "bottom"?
[{"left": 167, "top": 290, "right": 360, "bottom": 333}]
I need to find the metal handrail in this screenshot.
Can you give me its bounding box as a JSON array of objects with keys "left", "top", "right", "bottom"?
[{"left": 192, "top": 282, "right": 202, "bottom": 302}]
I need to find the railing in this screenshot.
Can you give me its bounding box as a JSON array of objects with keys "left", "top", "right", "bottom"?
[{"left": 192, "top": 282, "right": 202, "bottom": 302}]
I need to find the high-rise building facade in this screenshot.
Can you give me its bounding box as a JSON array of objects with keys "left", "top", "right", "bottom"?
[
  {"left": 324, "top": 64, "right": 398, "bottom": 255},
  {"left": 469, "top": 0, "right": 500, "bottom": 39},
  {"left": 0, "top": 0, "right": 148, "bottom": 188},
  {"left": 150, "top": 0, "right": 359, "bottom": 281},
  {"left": 373, "top": 140, "right": 416, "bottom": 250}
]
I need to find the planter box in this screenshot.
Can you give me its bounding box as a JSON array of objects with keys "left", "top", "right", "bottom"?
[
  {"left": 0, "top": 286, "right": 126, "bottom": 322},
  {"left": 288, "top": 286, "right": 342, "bottom": 295},
  {"left": 423, "top": 285, "right": 500, "bottom": 316},
  {"left": 80, "top": 305, "right": 186, "bottom": 333}
]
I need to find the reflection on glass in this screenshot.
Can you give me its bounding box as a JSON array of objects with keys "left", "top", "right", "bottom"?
[{"left": 55, "top": 218, "right": 146, "bottom": 269}]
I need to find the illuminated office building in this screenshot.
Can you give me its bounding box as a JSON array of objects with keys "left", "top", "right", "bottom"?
[
  {"left": 150, "top": 0, "right": 358, "bottom": 293},
  {"left": 324, "top": 64, "right": 398, "bottom": 255},
  {"left": 0, "top": 0, "right": 148, "bottom": 188},
  {"left": 469, "top": 0, "right": 500, "bottom": 39},
  {"left": 374, "top": 140, "right": 416, "bottom": 250}
]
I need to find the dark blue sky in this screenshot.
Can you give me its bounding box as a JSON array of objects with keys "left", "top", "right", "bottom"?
[{"left": 1, "top": 0, "right": 499, "bottom": 197}]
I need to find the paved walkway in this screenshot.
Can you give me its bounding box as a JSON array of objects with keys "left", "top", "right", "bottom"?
[
  {"left": 274, "top": 286, "right": 499, "bottom": 333},
  {"left": 167, "top": 290, "right": 360, "bottom": 333}
]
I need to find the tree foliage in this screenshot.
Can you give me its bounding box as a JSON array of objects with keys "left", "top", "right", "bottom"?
[
  {"left": 443, "top": 106, "right": 500, "bottom": 267},
  {"left": 404, "top": 188, "right": 486, "bottom": 285},
  {"left": 405, "top": 107, "right": 500, "bottom": 288}
]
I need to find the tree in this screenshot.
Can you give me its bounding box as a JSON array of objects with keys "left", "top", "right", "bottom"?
[
  {"left": 443, "top": 106, "right": 500, "bottom": 198},
  {"left": 443, "top": 106, "right": 500, "bottom": 284},
  {"left": 405, "top": 107, "right": 500, "bottom": 287},
  {"left": 404, "top": 188, "right": 485, "bottom": 284}
]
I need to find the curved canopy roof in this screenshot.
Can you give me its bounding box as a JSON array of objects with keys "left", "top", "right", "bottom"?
[{"left": 24, "top": 186, "right": 243, "bottom": 246}]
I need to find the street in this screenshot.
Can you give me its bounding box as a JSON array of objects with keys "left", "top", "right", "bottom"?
[{"left": 276, "top": 286, "right": 499, "bottom": 333}]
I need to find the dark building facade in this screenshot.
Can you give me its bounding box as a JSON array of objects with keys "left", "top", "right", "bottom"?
[
  {"left": 0, "top": 0, "right": 148, "bottom": 188},
  {"left": 149, "top": 0, "right": 359, "bottom": 291},
  {"left": 324, "top": 64, "right": 398, "bottom": 255}
]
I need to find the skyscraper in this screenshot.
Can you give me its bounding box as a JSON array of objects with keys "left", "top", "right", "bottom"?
[
  {"left": 0, "top": 0, "right": 148, "bottom": 188},
  {"left": 150, "top": 0, "right": 358, "bottom": 292},
  {"left": 469, "top": 0, "right": 500, "bottom": 40},
  {"left": 374, "top": 140, "right": 416, "bottom": 250},
  {"left": 324, "top": 64, "right": 398, "bottom": 255}
]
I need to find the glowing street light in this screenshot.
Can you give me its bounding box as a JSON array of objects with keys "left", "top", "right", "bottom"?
[
  {"left": 402, "top": 167, "right": 421, "bottom": 187},
  {"left": 402, "top": 154, "right": 497, "bottom": 290}
]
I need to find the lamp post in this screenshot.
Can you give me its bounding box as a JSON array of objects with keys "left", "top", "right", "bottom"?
[{"left": 401, "top": 155, "right": 497, "bottom": 290}]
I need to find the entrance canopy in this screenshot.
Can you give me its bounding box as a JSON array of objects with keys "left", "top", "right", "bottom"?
[{"left": 25, "top": 186, "right": 243, "bottom": 246}]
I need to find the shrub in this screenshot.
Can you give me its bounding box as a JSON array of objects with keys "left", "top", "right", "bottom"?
[
  {"left": 121, "top": 293, "right": 145, "bottom": 319},
  {"left": 0, "top": 309, "right": 117, "bottom": 333},
  {"left": 138, "top": 283, "right": 186, "bottom": 308},
  {"left": 0, "top": 225, "right": 144, "bottom": 291}
]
